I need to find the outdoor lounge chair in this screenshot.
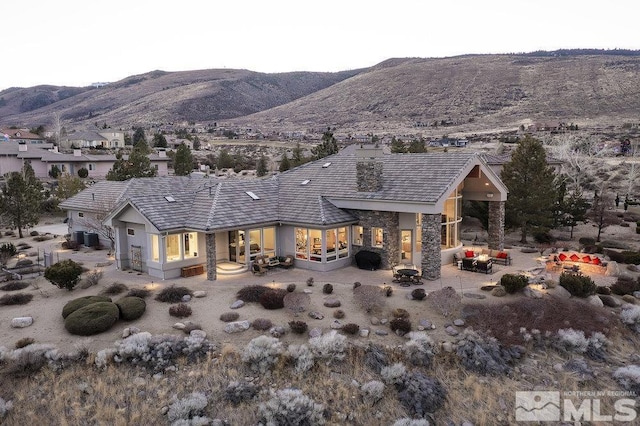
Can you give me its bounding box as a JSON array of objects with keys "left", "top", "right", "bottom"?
[
  {"left": 279, "top": 255, "right": 294, "bottom": 269},
  {"left": 251, "top": 259, "right": 267, "bottom": 275}
]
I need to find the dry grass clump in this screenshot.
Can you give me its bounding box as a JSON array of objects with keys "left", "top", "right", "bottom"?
[
  {"left": 0, "top": 281, "right": 30, "bottom": 291},
  {"left": 100, "top": 282, "right": 128, "bottom": 295},
  {"left": 126, "top": 288, "right": 152, "bottom": 299},
  {"left": 155, "top": 285, "right": 193, "bottom": 303},
  {"left": 236, "top": 285, "right": 270, "bottom": 303},
  {"left": 79, "top": 270, "right": 104, "bottom": 289},
  {"left": 169, "top": 303, "right": 192, "bottom": 318},
  {"left": 252, "top": 318, "right": 273, "bottom": 331},
  {"left": 464, "top": 296, "right": 618, "bottom": 345},
  {"left": 427, "top": 286, "right": 461, "bottom": 317},
  {"left": 288, "top": 320, "right": 308, "bottom": 334},
  {"left": 283, "top": 292, "right": 310, "bottom": 316},
  {"left": 14, "top": 337, "right": 35, "bottom": 349},
  {"left": 342, "top": 323, "right": 360, "bottom": 335},
  {"left": 392, "top": 308, "right": 410, "bottom": 319},
  {"left": 353, "top": 285, "right": 385, "bottom": 314},
  {"left": 0, "top": 293, "right": 33, "bottom": 305}
]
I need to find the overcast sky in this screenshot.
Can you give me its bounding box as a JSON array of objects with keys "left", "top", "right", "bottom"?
[{"left": 2, "top": 0, "right": 639, "bottom": 91}]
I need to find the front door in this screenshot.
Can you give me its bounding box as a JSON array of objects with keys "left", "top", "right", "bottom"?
[{"left": 401, "top": 230, "right": 413, "bottom": 264}]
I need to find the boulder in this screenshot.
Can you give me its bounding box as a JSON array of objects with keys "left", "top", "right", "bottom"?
[
  {"left": 189, "top": 329, "right": 207, "bottom": 340},
  {"left": 181, "top": 295, "right": 192, "bottom": 303},
  {"left": 634, "top": 291, "right": 640, "bottom": 299},
  {"left": 419, "top": 319, "right": 434, "bottom": 329},
  {"left": 359, "top": 329, "right": 370, "bottom": 338},
  {"left": 370, "top": 317, "right": 380, "bottom": 325},
  {"left": 308, "top": 327, "right": 322, "bottom": 338},
  {"left": 491, "top": 286, "right": 507, "bottom": 297},
  {"left": 523, "top": 287, "right": 543, "bottom": 299},
  {"left": 554, "top": 285, "right": 572, "bottom": 299},
  {"left": 622, "top": 295, "right": 636, "bottom": 305},
  {"left": 193, "top": 291, "right": 207, "bottom": 298},
  {"left": 587, "top": 295, "right": 604, "bottom": 308},
  {"left": 330, "top": 320, "right": 343, "bottom": 330},
  {"left": 453, "top": 319, "right": 465, "bottom": 327},
  {"left": 122, "top": 326, "right": 141, "bottom": 338},
  {"left": 269, "top": 326, "right": 286, "bottom": 338},
  {"left": 445, "top": 326, "right": 459, "bottom": 336},
  {"left": 230, "top": 300, "right": 245, "bottom": 309},
  {"left": 223, "top": 320, "right": 250, "bottom": 334},
  {"left": 172, "top": 322, "right": 186, "bottom": 330},
  {"left": 599, "top": 294, "right": 622, "bottom": 308},
  {"left": 374, "top": 329, "right": 388, "bottom": 336},
  {"left": 323, "top": 298, "right": 341, "bottom": 308},
  {"left": 308, "top": 311, "right": 324, "bottom": 320},
  {"left": 11, "top": 316, "right": 33, "bottom": 328},
  {"left": 441, "top": 342, "right": 453, "bottom": 352}
]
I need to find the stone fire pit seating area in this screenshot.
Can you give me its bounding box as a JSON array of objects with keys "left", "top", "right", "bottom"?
[
  {"left": 546, "top": 251, "right": 607, "bottom": 274},
  {"left": 453, "top": 247, "right": 512, "bottom": 267}
]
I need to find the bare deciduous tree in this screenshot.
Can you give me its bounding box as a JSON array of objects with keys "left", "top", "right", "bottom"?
[
  {"left": 283, "top": 292, "right": 310, "bottom": 317},
  {"left": 353, "top": 285, "right": 385, "bottom": 314}
]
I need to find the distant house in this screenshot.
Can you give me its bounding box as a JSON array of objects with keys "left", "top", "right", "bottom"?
[
  {"left": 60, "top": 145, "right": 508, "bottom": 281},
  {"left": 61, "top": 131, "right": 125, "bottom": 149},
  {"left": 0, "top": 127, "right": 45, "bottom": 144},
  {"left": 429, "top": 137, "right": 468, "bottom": 147}
]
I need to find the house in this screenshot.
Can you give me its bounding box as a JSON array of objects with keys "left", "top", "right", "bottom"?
[
  {"left": 61, "top": 130, "right": 125, "bottom": 149},
  {"left": 0, "top": 142, "right": 169, "bottom": 179},
  {"left": 1, "top": 127, "right": 45, "bottom": 144},
  {"left": 59, "top": 145, "right": 508, "bottom": 281}
]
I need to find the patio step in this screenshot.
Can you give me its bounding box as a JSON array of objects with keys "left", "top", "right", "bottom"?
[{"left": 216, "top": 262, "right": 247, "bottom": 275}]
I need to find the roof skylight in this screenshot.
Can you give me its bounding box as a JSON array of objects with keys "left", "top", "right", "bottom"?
[
  {"left": 322, "top": 162, "right": 332, "bottom": 168},
  {"left": 246, "top": 191, "right": 260, "bottom": 200},
  {"left": 165, "top": 196, "right": 176, "bottom": 202},
  {"left": 301, "top": 179, "right": 310, "bottom": 185}
]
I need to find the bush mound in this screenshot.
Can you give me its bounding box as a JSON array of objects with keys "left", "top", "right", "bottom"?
[
  {"left": 252, "top": 318, "right": 273, "bottom": 331},
  {"left": 390, "top": 318, "right": 412, "bottom": 335},
  {"left": 392, "top": 308, "right": 410, "bottom": 319},
  {"left": 499, "top": 274, "right": 529, "bottom": 294},
  {"left": 259, "top": 288, "right": 287, "bottom": 310},
  {"left": 115, "top": 296, "right": 146, "bottom": 321},
  {"left": 100, "top": 282, "right": 128, "bottom": 295},
  {"left": 289, "top": 320, "right": 308, "bottom": 334},
  {"left": 155, "top": 285, "right": 193, "bottom": 303},
  {"left": 559, "top": 272, "right": 596, "bottom": 297},
  {"left": 342, "top": 323, "right": 360, "bottom": 335},
  {"left": 455, "top": 329, "right": 523, "bottom": 376},
  {"left": 220, "top": 312, "right": 240, "bottom": 322},
  {"left": 126, "top": 288, "right": 151, "bottom": 299},
  {"left": 396, "top": 372, "right": 447, "bottom": 418},
  {"left": 622, "top": 251, "right": 640, "bottom": 265},
  {"left": 64, "top": 302, "right": 120, "bottom": 335},
  {"left": 411, "top": 288, "right": 426, "bottom": 300},
  {"left": 427, "top": 286, "right": 461, "bottom": 317},
  {"left": 611, "top": 276, "right": 640, "bottom": 296},
  {"left": 224, "top": 380, "right": 259, "bottom": 406},
  {"left": 0, "top": 293, "right": 33, "bottom": 306},
  {"left": 0, "top": 281, "right": 30, "bottom": 291},
  {"left": 322, "top": 283, "right": 333, "bottom": 294},
  {"left": 236, "top": 285, "right": 270, "bottom": 303},
  {"left": 62, "top": 295, "right": 113, "bottom": 319},
  {"left": 169, "top": 303, "right": 192, "bottom": 318},
  {"left": 45, "top": 259, "right": 83, "bottom": 291}
]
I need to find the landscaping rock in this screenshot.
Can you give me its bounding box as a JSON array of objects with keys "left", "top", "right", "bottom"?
[
  {"left": 374, "top": 329, "right": 388, "bottom": 336},
  {"left": 181, "top": 295, "right": 191, "bottom": 303},
  {"left": 308, "top": 311, "right": 324, "bottom": 320},
  {"left": 523, "top": 287, "right": 543, "bottom": 299},
  {"left": 269, "top": 326, "right": 286, "bottom": 338},
  {"left": 599, "top": 294, "right": 622, "bottom": 307},
  {"left": 419, "top": 319, "right": 435, "bottom": 329},
  {"left": 122, "top": 326, "right": 140, "bottom": 338},
  {"left": 223, "top": 320, "right": 250, "bottom": 334},
  {"left": 370, "top": 317, "right": 380, "bottom": 325},
  {"left": 11, "top": 316, "right": 33, "bottom": 328},
  {"left": 172, "top": 322, "right": 185, "bottom": 330},
  {"left": 554, "top": 285, "right": 572, "bottom": 299},
  {"left": 445, "top": 326, "right": 459, "bottom": 336},
  {"left": 622, "top": 295, "right": 637, "bottom": 304},
  {"left": 442, "top": 342, "right": 453, "bottom": 352},
  {"left": 309, "top": 327, "right": 322, "bottom": 338},
  {"left": 303, "top": 289, "right": 313, "bottom": 294},
  {"left": 463, "top": 292, "right": 486, "bottom": 299},
  {"left": 323, "top": 298, "right": 341, "bottom": 308},
  {"left": 193, "top": 290, "right": 207, "bottom": 298},
  {"left": 634, "top": 291, "right": 640, "bottom": 299},
  {"left": 359, "top": 329, "right": 370, "bottom": 338},
  {"left": 453, "top": 319, "right": 465, "bottom": 327},
  {"left": 190, "top": 329, "right": 207, "bottom": 340},
  {"left": 491, "top": 286, "right": 506, "bottom": 297},
  {"left": 380, "top": 318, "right": 388, "bottom": 325},
  {"left": 588, "top": 295, "right": 604, "bottom": 308},
  {"left": 330, "top": 320, "right": 343, "bottom": 330},
  {"left": 230, "top": 300, "right": 245, "bottom": 309}
]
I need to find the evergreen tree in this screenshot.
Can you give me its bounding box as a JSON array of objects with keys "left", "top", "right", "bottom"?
[
  {"left": 390, "top": 137, "right": 406, "bottom": 153},
  {"left": 312, "top": 128, "right": 338, "bottom": 160},
  {"left": 106, "top": 147, "right": 157, "bottom": 181},
  {"left": 173, "top": 143, "right": 194, "bottom": 176},
  {"left": 152, "top": 133, "right": 168, "bottom": 148},
  {"left": 56, "top": 173, "right": 86, "bottom": 199},
  {"left": 0, "top": 162, "right": 44, "bottom": 238},
  {"left": 291, "top": 142, "right": 305, "bottom": 166},
  {"left": 500, "top": 136, "right": 557, "bottom": 243},
  {"left": 256, "top": 155, "right": 268, "bottom": 177},
  {"left": 133, "top": 127, "right": 146, "bottom": 145},
  {"left": 217, "top": 149, "right": 234, "bottom": 169},
  {"left": 407, "top": 138, "right": 427, "bottom": 153},
  {"left": 279, "top": 153, "right": 291, "bottom": 172}
]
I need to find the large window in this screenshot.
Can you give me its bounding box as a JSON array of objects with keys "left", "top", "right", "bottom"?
[
  {"left": 296, "top": 227, "right": 347, "bottom": 262},
  {"left": 441, "top": 184, "right": 463, "bottom": 249},
  {"left": 166, "top": 234, "right": 181, "bottom": 261},
  {"left": 184, "top": 232, "right": 198, "bottom": 258},
  {"left": 164, "top": 232, "right": 199, "bottom": 262},
  {"left": 352, "top": 226, "right": 363, "bottom": 246},
  {"left": 337, "top": 227, "right": 348, "bottom": 259},
  {"left": 309, "top": 229, "right": 322, "bottom": 262},
  {"left": 295, "top": 228, "right": 308, "bottom": 259},
  {"left": 372, "top": 227, "right": 384, "bottom": 248},
  {"left": 151, "top": 235, "right": 159, "bottom": 262}
]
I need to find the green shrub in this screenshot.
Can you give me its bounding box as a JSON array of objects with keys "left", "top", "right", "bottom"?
[
  {"left": 169, "top": 303, "right": 192, "bottom": 318},
  {"left": 29, "top": 231, "right": 39, "bottom": 237},
  {"left": 390, "top": 318, "right": 412, "bottom": 335},
  {"left": 533, "top": 229, "right": 555, "bottom": 244},
  {"left": 342, "top": 323, "right": 360, "bottom": 335},
  {"left": 0, "top": 242, "right": 17, "bottom": 266},
  {"left": 259, "top": 288, "right": 287, "bottom": 310},
  {"left": 622, "top": 251, "right": 640, "bottom": 265},
  {"left": 289, "top": 320, "right": 308, "bottom": 334},
  {"left": 64, "top": 302, "right": 119, "bottom": 336},
  {"left": 44, "top": 259, "right": 83, "bottom": 291},
  {"left": 611, "top": 276, "right": 640, "bottom": 296},
  {"left": 411, "top": 288, "right": 426, "bottom": 300},
  {"left": 62, "top": 295, "right": 113, "bottom": 319},
  {"left": 77, "top": 167, "right": 88, "bottom": 178},
  {"left": 499, "top": 274, "right": 529, "bottom": 294},
  {"left": 155, "top": 285, "right": 193, "bottom": 303},
  {"left": 0, "top": 281, "right": 30, "bottom": 291},
  {"left": 286, "top": 283, "right": 296, "bottom": 293},
  {"left": 559, "top": 273, "right": 596, "bottom": 298},
  {"left": 115, "top": 296, "right": 146, "bottom": 321},
  {"left": 322, "top": 283, "right": 333, "bottom": 294},
  {"left": 0, "top": 293, "right": 33, "bottom": 305},
  {"left": 579, "top": 237, "right": 596, "bottom": 246},
  {"left": 236, "top": 285, "right": 270, "bottom": 303}
]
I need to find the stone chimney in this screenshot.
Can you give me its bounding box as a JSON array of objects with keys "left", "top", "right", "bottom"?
[
  {"left": 73, "top": 148, "right": 81, "bottom": 157},
  {"left": 355, "top": 145, "right": 384, "bottom": 192},
  {"left": 158, "top": 149, "right": 167, "bottom": 158},
  {"left": 18, "top": 142, "right": 27, "bottom": 152}
]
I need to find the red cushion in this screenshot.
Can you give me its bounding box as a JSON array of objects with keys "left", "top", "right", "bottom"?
[
  {"left": 558, "top": 253, "right": 567, "bottom": 261},
  {"left": 497, "top": 252, "right": 508, "bottom": 259},
  {"left": 465, "top": 250, "right": 475, "bottom": 258},
  {"left": 569, "top": 254, "right": 580, "bottom": 262},
  {"left": 581, "top": 255, "right": 591, "bottom": 263},
  {"left": 592, "top": 257, "right": 601, "bottom": 265}
]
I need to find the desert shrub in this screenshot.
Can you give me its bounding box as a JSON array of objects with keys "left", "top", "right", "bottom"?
[
  {"left": 64, "top": 302, "right": 119, "bottom": 336},
  {"left": 288, "top": 320, "right": 308, "bottom": 334},
  {"left": 579, "top": 237, "right": 596, "bottom": 246},
  {"left": 14, "top": 337, "right": 35, "bottom": 349},
  {"left": 396, "top": 372, "right": 447, "bottom": 418},
  {"left": 360, "top": 380, "right": 385, "bottom": 405},
  {"left": 4, "top": 230, "right": 15, "bottom": 237},
  {"left": 342, "top": 323, "right": 360, "bottom": 335},
  {"left": 236, "top": 285, "right": 270, "bottom": 303},
  {"left": 621, "top": 305, "right": 640, "bottom": 332},
  {"left": 559, "top": 273, "right": 596, "bottom": 297},
  {"left": 252, "top": 318, "right": 273, "bottom": 331},
  {"left": 286, "top": 283, "right": 296, "bottom": 292},
  {"left": 0, "top": 293, "right": 33, "bottom": 305},
  {"left": 100, "top": 282, "right": 128, "bottom": 295},
  {"left": 411, "top": 288, "right": 426, "bottom": 300},
  {"left": 283, "top": 291, "right": 310, "bottom": 315},
  {"left": 427, "top": 286, "right": 461, "bottom": 317},
  {"left": 365, "top": 344, "right": 390, "bottom": 374},
  {"left": 169, "top": 303, "right": 192, "bottom": 318},
  {"left": 309, "top": 330, "right": 347, "bottom": 363},
  {"left": 353, "top": 285, "right": 385, "bottom": 314},
  {"left": 29, "top": 230, "right": 39, "bottom": 237},
  {"left": 383, "top": 285, "right": 393, "bottom": 297},
  {"left": 167, "top": 392, "right": 208, "bottom": 423},
  {"left": 44, "top": 259, "right": 83, "bottom": 291},
  {"left": 259, "top": 288, "right": 287, "bottom": 310},
  {"left": 381, "top": 362, "right": 406, "bottom": 385},
  {"left": 62, "top": 295, "right": 112, "bottom": 318},
  {"left": 353, "top": 281, "right": 361, "bottom": 289},
  {"left": 605, "top": 249, "right": 625, "bottom": 263},
  {"left": 306, "top": 277, "right": 314, "bottom": 287},
  {"left": 242, "top": 335, "right": 284, "bottom": 373},
  {"left": 220, "top": 312, "right": 240, "bottom": 322},
  {"left": 0, "top": 348, "right": 48, "bottom": 378},
  {"left": 611, "top": 276, "right": 640, "bottom": 295},
  {"left": 82, "top": 269, "right": 104, "bottom": 288},
  {"left": 115, "top": 296, "right": 146, "bottom": 321},
  {"left": 500, "top": 274, "right": 529, "bottom": 294},
  {"left": 15, "top": 258, "right": 33, "bottom": 267},
  {"left": 32, "top": 235, "right": 51, "bottom": 242},
  {"left": 390, "top": 318, "right": 412, "bottom": 336},
  {"left": 287, "top": 344, "right": 315, "bottom": 372},
  {"left": 0, "top": 242, "right": 16, "bottom": 259},
  {"left": 0, "top": 281, "right": 30, "bottom": 291},
  {"left": 126, "top": 288, "right": 151, "bottom": 299},
  {"left": 533, "top": 229, "right": 554, "bottom": 244},
  {"left": 322, "top": 283, "right": 333, "bottom": 294},
  {"left": 333, "top": 309, "right": 345, "bottom": 319},
  {"left": 455, "top": 329, "right": 523, "bottom": 375},
  {"left": 596, "top": 286, "right": 612, "bottom": 295},
  {"left": 554, "top": 328, "right": 608, "bottom": 360},
  {"left": 403, "top": 332, "right": 436, "bottom": 367},
  {"left": 155, "top": 285, "right": 193, "bottom": 303},
  {"left": 224, "top": 380, "right": 259, "bottom": 406},
  {"left": 392, "top": 308, "right": 410, "bottom": 319},
  {"left": 622, "top": 251, "right": 640, "bottom": 265},
  {"left": 258, "top": 388, "right": 325, "bottom": 426},
  {"left": 601, "top": 240, "right": 631, "bottom": 250},
  {"left": 613, "top": 365, "right": 640, "bottom": 395},
  {"left": 16, "top": 243, "right": 32, "bottom": 250}
]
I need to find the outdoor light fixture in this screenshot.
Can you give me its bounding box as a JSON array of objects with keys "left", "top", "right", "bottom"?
[{"left": 486, "top": 192, "right": 494, "bottom": 198}]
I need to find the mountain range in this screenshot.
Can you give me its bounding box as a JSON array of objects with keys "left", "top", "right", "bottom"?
[{"left": 2, "top": 50, "right": 639, "bottom": 134}]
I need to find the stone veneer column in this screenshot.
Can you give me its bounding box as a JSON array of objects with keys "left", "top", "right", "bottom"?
[
  {"left": 356, "top": 161, "right": 383, "bottom": 192},
  {"left": 349, "top": 210, "right": 399, "bottom": 270},
  {"left": 487, "top": 201, "right": 505, "bottom": 251},
  {"left": 205, "top": 233, "right": 217, "bottom": 281},
  {"left": 421, "top": 213, "right": 441, "bottom": 280}
]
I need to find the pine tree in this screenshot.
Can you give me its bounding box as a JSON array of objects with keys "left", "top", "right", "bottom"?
[
  {"left": 0, "top": 162, "right": 44, "bottom": 238},
  {"left": 106, "top": 147, "right": 157, "bottom": 181},
  {"left": 390, "top": 137, "right": 406, "bottom": 153},
  {"left": 256, "top": 155, "right": 268, "bottom": 177},
  {"left": 312, "top": 128, "right": 338, "bottom": 160},
  {"left": 56, "top": 173, "right": 86, "bottom": 199},
  {"left": 291, "top": 142, "right": 305, "bottom": 166},
  {"left": 173, "top": 143, "right": 194, "bottom": 176},
  {"left": 501, "top": 136, "right": 558, "bottom": 243},
  {"left": 279, "top": 153, "right": 291, "bottom": 172}
]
